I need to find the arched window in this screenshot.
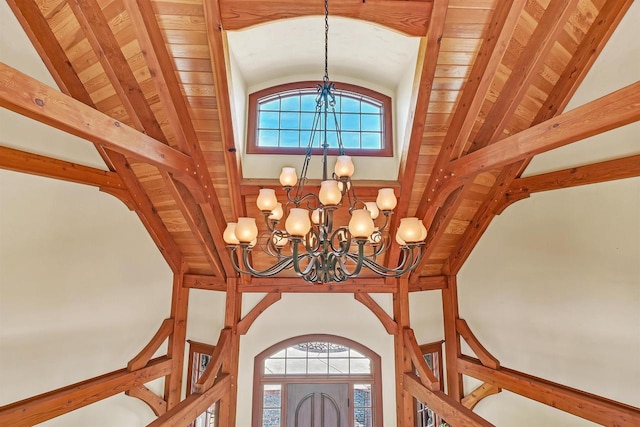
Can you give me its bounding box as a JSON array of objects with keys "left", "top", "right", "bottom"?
[
  {"left": 253, "top": 334, "right": 383, "bottom": 427},
  {"left": 247, "top": 82, "right": 393, "bottom": 157}
]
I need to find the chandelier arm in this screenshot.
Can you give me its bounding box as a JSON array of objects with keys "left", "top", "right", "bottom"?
[
  {"left": 291, "top": 239, "right": 318, "bottom": 278},
  {"left": 334, "top": 240, "right": 367, "bottom": 278},
  {"left": 226, "top": 247, "right": 294, "bottom": 277},
  {"left": 345, "top": 245, "right": 423, "bottom": 277}
]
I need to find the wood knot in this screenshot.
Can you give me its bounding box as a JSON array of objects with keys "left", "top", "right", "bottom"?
[{"left": 35, "top": 98, "right": 44, "bottom": 107}]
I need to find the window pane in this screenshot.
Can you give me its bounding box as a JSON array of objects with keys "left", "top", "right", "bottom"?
[
  {"left": 308, "top": 358, "right": 329, "bottom": 374},
  {"left": 265, "top": 358, "right": 285, "bottom": 375},
  {"left": 361, "top": 114, "right": 381, "bottom": 132},
  {"left": 280, "top": 112, "right": 300, "bottom": 129},
  {"left": 341, "top": 96, "right": 360, "bottom": 113},
  {"left": 354, "top": 408, "right": 372, "bottom": 427},
  {"left": 328, "top": 358, "right": 349, "bottom": 374},
  {"left": 341, "top": 113, "right": 360, "bottom": 131},
  {"left": 326, "top": 131, "right": 338, "bottom": 148},
  {"left": 263, "top": 384, "right": 281, "bottom": 408},
  {"left": 271, "top": 349, "right": 286, "bottom": 358},
  {"left": 300, "top": 113, "right": 316, "bottom": 130},
  {"left": 281, "top": 95, "right": 300, "bottom": 111},
  {"left": 354, "top": 384, "right": 372, "bottom": 406},
  {"left": 280, "top": 131, "right": 300, "bottom": 147},
  {"left": 350, "top": 358, "right": 371, "bottom": 374},
  {"left": 350, "top": 349, "right": 365, "bottom": 358},
  {"left": 258, "top": 130, "right": 278, "bottom": 147},
  {"left": 361, "top": 133, "right": 381, "bottom": 149},
  {"left": 259, "top": 111, "right": 279, "bottom": 129},
  {"left": 286, "top": 358, "right": 306, "bottom": 374},
  {"left": 301, "top": 94, "right": 317, "bottom": 111},
  {"left": 287, "top": 346, "right": 307, "bottom": 358},
  {"left": 262, "top": 409, "right": 281, "bottom": 427},
  {"left": 341, "top": 132, "right": 360, "bottom": 149},
  {"left": 261, "top": 99, "right": 280, "bottom": 111},
  {"left": 361, "top": 101, "right": 380, "bottom": 114}
]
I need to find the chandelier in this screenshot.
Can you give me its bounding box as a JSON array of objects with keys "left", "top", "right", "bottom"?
[{"left": 223, "top": 0, "right": 427, "bottom": 283}]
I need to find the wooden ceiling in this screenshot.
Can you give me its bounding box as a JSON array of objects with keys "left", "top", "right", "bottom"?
[{"left": 2, "top": 0, "right": 637, "bottom": 290}]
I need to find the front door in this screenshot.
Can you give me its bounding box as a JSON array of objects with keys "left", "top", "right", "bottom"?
[{"left": 286, "top": 383, "right": 349, "bottom": 427}]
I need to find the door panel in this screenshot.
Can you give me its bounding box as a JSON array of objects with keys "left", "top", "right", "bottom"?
[{"left": 287, "top": 383, "right": 348, "bottom": 427}]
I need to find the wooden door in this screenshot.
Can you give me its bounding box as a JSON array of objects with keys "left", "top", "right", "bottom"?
[{"left": 287, "top": 383, "right": 349, "bottom": 427}]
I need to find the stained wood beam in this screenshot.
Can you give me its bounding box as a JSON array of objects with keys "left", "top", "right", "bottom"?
[
  {"left": 442, "top": 276, "right": 463, "bottom": 401},
  {"left": 237, "top": 276, "right": 396, "bottom": 293},
  {"left": 164, "top": 270, "right": 190, "bottom": 409},
  {"left": 404, "top": 328, "right": 440, "bottom": 390},
  {"left": 237, "top": 293, "right": 282, "bottom": 335},
  {"left": 354, "top": 293, "right": 398, "bottom": 335},
  {"left": 393, "top": 278, "right": 414, "bottom": 426},
  {"left": 125, "top": 385, "right": 167, "bottom": 417},
  {"left": 0, "top": 145, "right": 123, "bottom": 190},
  {"left": 446, "top": 81, "right": 640, "bottom": 182},
  {"left": 218, "top": 0, "right": 432, "bottom": 36},
  {"left": 408, "top": 275, "right": 448, "bottom": 292},
  {"left": 404, "top": 373, "right": 494, "bottom": 427},
  {"left": 218, "top": 278, "right": 242, "bottom": 427},
  {"left": 183, "top": 274, "right": 227, "bottom": 291},
  {"left": 444, "top": 0, "right": 636, "bottom": 275},
  {"left": 415, "top": 0, "right": 527, "bottom": 220},
  {"left": 508, "top": 154, "right": 640, "bottom": 198},
  {"left": 193, "top": 329, "right": 231, "bottom": 393},
  {"left": 461, "top": 383, "right": 501, "bottom": 411},
  {"left": 458, "top": 356, "right": 640, "bottom": 426},
  {"left": 128, "top": 318, "right": 174, "bottom": 371},
  {"left": 456, "top": 319, "right": 500, "bottom": 369},
  {"left": 0, "top": 63, "right": 194, "bottom": 176},
  {"left": 0, "top": 357, "right": 172, "bottom": 426},
  {"left": 386, "top": 0, "right": 447, "bottom": 269},
  {"left": 146, "top": 374, "right": 231, "bottom": 427}
]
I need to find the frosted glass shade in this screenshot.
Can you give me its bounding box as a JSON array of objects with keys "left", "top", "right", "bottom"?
[
  {"left": 334, "top": 155, "right": 355, "bottom": 178},
  {"left": 348, "top": 209, "right": 375, "bottom": 238},
  {"left": 223, "top": 223, "right": 239, "bottom": 245},
  {"left": 311, "top": 208, "right": 323, "bottom": 224},
  {"left": 396, "top": 232, "right": 406, "bottom": 246},
  {"left": 419, "top": 221, "right": 428, "bottom": 241},
  {"left": 319, "top": 180, "right": 342, "bottom": 206},
  {"left": 272, "top": 234, "right": 288, "bottom": 247},
  {"left": 376, "top": 188, "right": 397, "bottom": 211},
  {"left": 279, "top": 167, "right": 298, "bottom": 187},
  {"left": 285, "top": 208, "right": 311, "bottom": 237},
  {"left": 337, "top": 181, "right": 351, "bottom": 192},
  {"left": 269, "top": 203, "right": 284, "bottom": 221},
  {"left": 257, "top": 188, "right": 278, "bottom": 211},
  {"left": 364, "top": 202, "right": 380, "bottom": 219},
  {"left": 397, "top": 217, "right": 422, "bottom": 243},
  {"left": 234, "top": 217, "right": 258, "bottom": 243}
]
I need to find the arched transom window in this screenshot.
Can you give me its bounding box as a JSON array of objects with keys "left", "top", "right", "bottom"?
[
  {"left": 247, "top": 82, "right": 393, "bottom": 156},
  {"left": 253, "top": 335, "right": 383, "bottom": 427}
]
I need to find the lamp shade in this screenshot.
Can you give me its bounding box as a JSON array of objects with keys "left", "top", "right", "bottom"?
[
  {"left": 257, "top": 188, "right": 278, "bottom": 211},
  {"left": 334, "top": 155, "right": 355, "bottom": 178},
  {"left": 376, "top": 188, "right": 397, "bottom": 211},
  {"left": 364, "top": 201, "right": 380, "bottom": 219},
  {"left": 223, "top": 223, "right": 239, "bottom": 245},
  {"left": 348, "top": 209, "right": 375, "bottom": 238},
  {"left": 285, "top": 208, "right": 311, "bottom": 237},
  {"left": 234, "top": 217, "right": 259, "bottom": 243},
  {"left": 397, "top": 217, "right": 422, "bottom": 243},
  {"left": 319, "top": 180, "right": 342, "bottom": 206},
  {"left": 269, "top": 202, "right": 284, "bottom": 221},
  {"left": 272, "top": 234, "right": 288, "bottom": 247},
  {"left": 311, "top": 208, "right": 323, "bottom": 224},
  {"left": 279, "top": 167, "right": 298, "bottom": 187},
  {"left": 419, "top": 221, "right": 428, "bottom": 241}
]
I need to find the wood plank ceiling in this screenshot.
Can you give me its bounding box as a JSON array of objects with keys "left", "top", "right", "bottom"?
[{"left": 3, "top": 0, "right": 635, "bottom": 287}]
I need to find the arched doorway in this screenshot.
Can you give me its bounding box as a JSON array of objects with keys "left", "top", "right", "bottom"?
[{"left": 252, "top": 334, "right": 383, "bottom": 427}]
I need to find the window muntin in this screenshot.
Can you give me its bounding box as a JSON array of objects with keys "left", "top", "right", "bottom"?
[{"left": 247, "top": 82, "right": 393, "bottom": 157}]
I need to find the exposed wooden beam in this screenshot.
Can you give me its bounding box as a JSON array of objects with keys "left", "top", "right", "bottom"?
[
  {"left": 0, "top": 145, "right": 124, "bottom": 190},
  {"left": 0, "top": 357, "right": 172, "bottom": 426},
  {"left": 442, "top": 276, "right": 463, "bottom": 401},
  {"left": 237, "top": 276, "right": 396, "bottom": 293},
  {"left": 458, "top": 356, "right": 640, "bottom": 427},
  {"left": 393, "top": 278, "right": 414, "bottom": 426},
  {"left": 0, "top": 62, "right": 195, "bottom": 176},
  {"left": 204, "top": 0, "right": 245, "bottom": 220},
  {"left": 386, "top": 0, "right": 447, "bottom": 267},
  {"left": 404, "top": 328, "right": 440, "bottom": 390},
  {"left": 237, "top": 293, "right": 282, "bottom": 335},
  {"left": 164, "top": 270, "right": 190, "bottom": 409},
  {"left": 445, "top": 81, "right": 640, "bottom": 181},
  {"left": 354, "top": 293, "right": 398, "bottom": 335},
  {"left": 218, "top": 0, "right": 433, "bottom": 37},
  {"left": 146, "top": 374, "right": 231, "bottom": 427},
  {"left": 125, "top": 385, "right": 167, "bottom": 417},
  {"left": 404, "top": 373, "right": 494, "bottom": 427},
  {"left": 408, "top": 275, "right": 448, "bottom": 292},
  {"left": 128, "top": 318, "right": 174, "bottom": 372},
  {"left": 461, "top": 383, "right": 501, "bottom": 411},
  {"left": 218, "top": 278, "right": 242, "bottom": 427},
  {"left": 456, "top": 319, "right": 500, "bottom": 369},
  {"left": 183, "top": 274, "right": 227, "bottom": 291},
  {"left": 193, "top": 329, "right": 231, "bottom": 393},
  {"left": 508, "top": 154, "right": 640, "bottom": 198},
  {"left": 445, "top": 0, "right": 636, "bottom": 275},
  {"left": 415, "top": 0, "right": 527, "bottom": 220}
]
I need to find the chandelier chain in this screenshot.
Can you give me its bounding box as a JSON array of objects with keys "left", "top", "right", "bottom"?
[{"left": 324, "top": 0, "right": 329, "bottom": 82}]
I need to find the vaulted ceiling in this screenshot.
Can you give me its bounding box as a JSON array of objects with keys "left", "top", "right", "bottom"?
[{"left": 1, "top": 0, "right": 638, "bottom": 291}]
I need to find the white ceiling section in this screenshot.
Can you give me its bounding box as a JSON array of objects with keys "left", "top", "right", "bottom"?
[{"left": 226, "top": 16, "right": 420, "bottom": 92}]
